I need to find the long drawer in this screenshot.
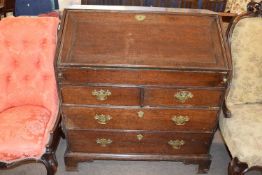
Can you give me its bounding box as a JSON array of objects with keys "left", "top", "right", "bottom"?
[
  {"left": 67, "top": 130, "right": 212, "bottom": 154},
  {"left": 63, "top": 107, "right": 218, "bottom": 132},
  {"left": 144, "top": 88, "right": 223, "bottom": 107},
  {"left": 58, "top": 68, "right": 227, "bottom": 87},
  {"left": 61, "top": 85, "right": 140, "bottom": 106}
]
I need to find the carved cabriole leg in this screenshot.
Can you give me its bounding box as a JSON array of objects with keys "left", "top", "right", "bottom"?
[
  {"left": 0, "top": 162, "right": 7, "bottom": 169},
  {"left": 228, "top": 157, "right": 249, "bottom": 175},
  {"left": 41, "top": 151, "right": 58, "bottom": 175}
]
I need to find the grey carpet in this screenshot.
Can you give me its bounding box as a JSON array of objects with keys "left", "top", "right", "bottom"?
[{"left": 0, "top": 131, "right": 260, "bottom": 175}]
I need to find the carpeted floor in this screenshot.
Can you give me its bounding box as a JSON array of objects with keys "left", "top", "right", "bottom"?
[{"left": 0, "top": 131, "right": 261, "bottom": 175}]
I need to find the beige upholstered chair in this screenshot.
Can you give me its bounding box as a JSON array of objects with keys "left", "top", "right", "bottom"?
[{"left": 219, "top": 1, "right": 262, "bottom": 175}]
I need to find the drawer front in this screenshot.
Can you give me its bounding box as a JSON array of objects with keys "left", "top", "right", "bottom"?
[
  {"left": 67, "top": 130, "right": 211, "bottom": 154},
  {"left": 58, "top": 68, "right": 227, "bottom": 87},
  {"left": 144, "top": 88, "right": 223, "bottom": 107},
  {"left": 63, "top": 107, "right": 218, "bottom": 132},
  {"left": 61, "top": 86, "right": 140, "bottom": 106}
]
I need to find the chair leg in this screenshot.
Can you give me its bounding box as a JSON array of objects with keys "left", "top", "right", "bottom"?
[
  {"left": 41, "top": 151, "right": 58, "bottom": 175},
  {"left": 228, "top": 157, "right": 249, "bottom": 175}
]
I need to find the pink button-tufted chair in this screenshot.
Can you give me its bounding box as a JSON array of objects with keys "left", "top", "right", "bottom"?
[
  {"left": 220, "top": 1, "right": 262, "bottom": 175},
  {"left": 0, "top": 17, "right": 61, "bottom": 175}
]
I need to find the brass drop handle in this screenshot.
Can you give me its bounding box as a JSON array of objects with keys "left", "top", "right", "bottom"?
[
  {"left": 96, "top": 138, "right": 112, "bottom": 147},
  {"left": 172, "top": 115, "right": 190, "bottom": 125},
  {"left": 92, "top": 89, "right": 111, "bottom": 101},
  {"left": 174, "top": 91, "right": 193, "bottom": 103},
  {"left": 168, "top": 140, "right": 185, "bottom": 149},
  {"left": 136, "top": 134, "right": 144, "bottom": 141},
  {"left": 94, "top": 114, "right": 112, "bottom": 125}
]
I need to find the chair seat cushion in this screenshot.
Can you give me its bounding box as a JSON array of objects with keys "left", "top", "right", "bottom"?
[
  {"left": 219, "top": 104, "right": 262, "bottom": 167},
  {"left": 0, "top": 105, "right": 51, "bottom": 162}
]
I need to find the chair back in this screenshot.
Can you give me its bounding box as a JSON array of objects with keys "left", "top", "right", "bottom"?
[
  {"left": 226, "top": 1, "right": 262, "bottom": 108},
  {"left": 0, "top": 17, "right": 59, "bottom": 116}
]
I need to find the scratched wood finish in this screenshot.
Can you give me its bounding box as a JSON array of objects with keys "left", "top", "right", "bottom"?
[
  {"left": 63, "top": 106, "right": 218, "bottom": 131},
  {"left": 67, "top": 130, "right": 211, "bottom": 154},
  {"left": 56, "top": 7, "right": 231, "bottom": 173}
]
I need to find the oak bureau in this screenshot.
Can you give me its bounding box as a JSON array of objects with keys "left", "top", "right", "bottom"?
[{"left": 56, "top": 6, "right": 231, "bottom": 173}]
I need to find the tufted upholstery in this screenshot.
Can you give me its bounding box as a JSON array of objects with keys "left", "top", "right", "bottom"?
[
  {"left": 220, "top": 17, "right": 262, "bottom": 167},
  {"left": 0, "top": 17, "right": 59, "bottom": 163}
]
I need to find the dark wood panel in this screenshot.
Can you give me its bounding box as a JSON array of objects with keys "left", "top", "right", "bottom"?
[
  {"left": 63, "top": 106, "right": 218, "bottom": 132},
  {"left": 202, "top": 0, "right": 227, "bottom": 12},
  {"left": 67, "top": 130, "right": 212, "bottom": 154},
  {"left": 58, "top": 68, "right": 227, "bottom": 87},
  {"left": 144, "top": 88, "right": 223, "bottom": 107},
  {"left": 81, "top": 0, "right": 227, "bottom": 12},
  {"left": 61, "top": 85, "right": 141, "bottom": 106},
  {"left": 0, "top": 0, "right": 15, "bottom": 16},
  {"left": 58, "top": 10, "right": 228, "bottom": 70},
  {"left": 81, "top": 0, "right": 198, "bottom": 8},
  {"left": 5, "top": 0, "right": 15, "bottom": 11}
]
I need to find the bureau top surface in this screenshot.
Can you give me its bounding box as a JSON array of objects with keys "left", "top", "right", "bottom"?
[{"left": 58, "top": 6, "right": 229, "bottom": 71}]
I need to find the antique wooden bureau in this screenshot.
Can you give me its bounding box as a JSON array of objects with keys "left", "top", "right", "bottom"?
[{"left": 56, "top": 6, "right": 231, "bottom": 173}]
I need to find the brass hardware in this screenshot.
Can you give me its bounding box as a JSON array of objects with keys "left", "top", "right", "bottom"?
[
  {"left": 94, "top": 114, "right": 112, "bottom": 124},
  {"left": 136, "top": 134, "right": 144, "bottom": 141},
  {"left": 137, "top": 111, "right": 144, "bottom": 118},
  {"left": 96, "top": 138, "right": 112, "bottom": 147},
  {"left": 58, "top": 72, "right": 63, "bottom": 79},
  {"left": 172, "top": 115, "right": 190, "bottom": 125},
  {"left": 135, "top": 15, "right": 146, "bottom": 21},
  {"left": 223, "top": 77, "right": 228, "bottom": 83},
  {"left": 174, "top": 91, "right": 193, "bottom": 103},
  {"left": 168, "top": 140, "right": 185, "bottom": 149},
  {"left": 92, "top": 89, "right": 111, "bottom": 101}
]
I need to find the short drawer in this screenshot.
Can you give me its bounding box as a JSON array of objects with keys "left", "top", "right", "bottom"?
[
  {"left": 61, "top": 86, "right": 140, "bottom": 106},
  {"left": 67, "top": 130, "right": 212, "bottom": 155},
  {"left": 63, "top": 107, "right": 218, "bottom": 132},
  {"left": 144, "top": 88, "right": 223, "bottom": 107},
  {"left": 58, "top": 68, "right": 227, "bottom": 87}
]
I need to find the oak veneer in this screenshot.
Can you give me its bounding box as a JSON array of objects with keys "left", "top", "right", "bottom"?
[
  {"left": 56, "top": 6, "right": 231, "bottom": 173},
  {"left": 63, "top": 106, "right": 218, "bottom": 131}
]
